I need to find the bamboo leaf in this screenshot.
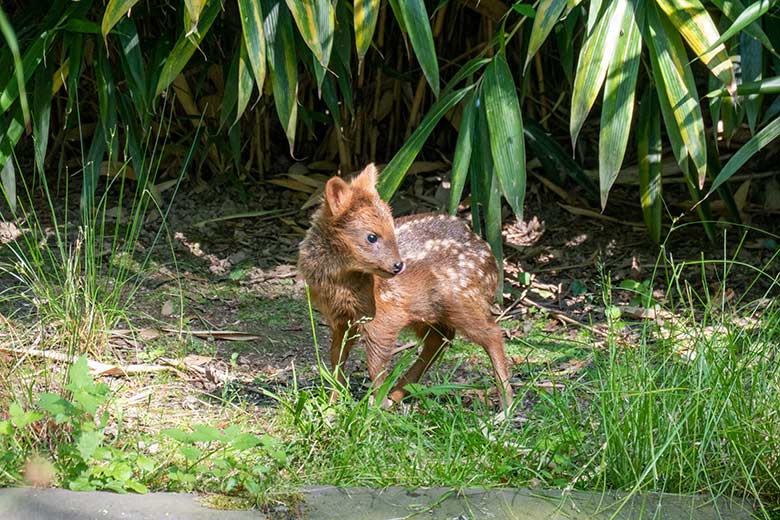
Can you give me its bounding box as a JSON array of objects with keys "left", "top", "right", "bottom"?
[
  {"left": 470, "top": 97, "right": 493, "bottom": 237},
  {"left": 709, "top": 0, "right": 775, "bottom": 53},
  {"left": 449, "top": 90, "right": 476, "bottom": 215},
  {"left": 570, "top": 0, "right": 627, "bottom": 148},
  {"left": 184, "top": 0, "right": 207, "bottom": 36},
  {"left": 235, "top": 38, "right": 255, "bottom": 124},
  {"left": 655, "top": 0, "right": 736, "bottom": 93},
  {"left": 645, "top": 3, "right": 707, "bottom": 188},
  {"left": 33, "top": 63, "right": 52, "bottom": 175},
  {"left": 114, "top": 18, "right": 148, "bottom": 122},
  {"left": 377, "top": 86, "right": 473, "bottom": 200},
  {"left": 396, "top": 0, "right": 440, "bottom": 97},
  {"left": 237, "top": 0, "right": 267, "bottom": 94},
  {"left": 354, "top": 0, "right": 380, "bottom": 62},
  {"left": 0, "top": 6, "right": 30, "bottom": 129},
  {"left": 81, "top": 125, "right": 106, "bottom": 216},
  {"left": 704, "top": 0, "right": 774, "bottom": 54},
  {"left": 262, "top": 0, "right": 299, "bottom": 154},
  {"left": 598, "top": 0, "right": 642, "bottom": 209},
  {"left": 0, "top": 110, "right": 24, "bottom": 182},
  {"left": 740, "top": 32, "right": 763, "bottom": 134},
  {"left": 707, "top": 114, "right": 780, "bottom": 196},
  {"left": 0, "top": 33, "right": 46, "bottom": 115},
  {"left": 155, "top": 0, "right": 221, "bottom": 96},
  {"left": 525, "top": 0, "right": 568, "bottom": 71},
  {"left": 483, "top": 54, "right": 526, "bottom": 219},
  {"left": 101, "top": 0, "right": 142, "bottom": 39},
  {"left": 286, "top": 0, "right": 334, "bottom": 70},
  {"left": 486, "top": 169, "right": 504, "bottom": 303},
  {"left": 0, "top": 156, "right": 15, "bottom": 214},
  {"left": 637, "top": 87, "right": 663, "bottom": 243}
]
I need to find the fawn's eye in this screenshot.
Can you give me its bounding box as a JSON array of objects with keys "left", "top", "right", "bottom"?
[{"left": 367, "top": 233, "right": 378, "bottom": 244}]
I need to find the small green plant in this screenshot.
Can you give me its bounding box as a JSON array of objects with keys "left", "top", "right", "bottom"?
[{"left": 161, "top": 424, "right": 287, "bottom": 498}]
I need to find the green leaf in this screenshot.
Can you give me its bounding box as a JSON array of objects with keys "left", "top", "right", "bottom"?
[
  {"left": 483, "top": 54, "right": 526, "bottom": 219},
  {"left": 707, "top": 114, "right": 780, "bottom": 196},
  {"left": 0, "top": 32, "right": 46, "bottom": 115},
  {"left": 570, "top": 0, "right": 627, "bottom": 148},
  {"left": 184, "top": 0, "right": 207, "bottom": 36},
  {"left": 231, "top": 433, "right": 262, "bottom": 450},
  {"left": 0, "top": 420, "right": 12, "bottom": 435},
  {"left": 396, "top": 0, "right": 440, "bottom": 96},
  {"left": 1, "top": 155, "right": 16, "bottom": 214},
  {"left": 637, "top": 87, "right": 663, "bottom": 243},
  {"left": 154, "top": 0, "right": 221, "bottom": 96},
  {"left": 524, "top": 119, "right": 596, "bottom": 196},
  {"left": 0, "top": 109, "right": 24, "bottom": 186},
  {"left": 77, "top": 429, "right": 103, "bottom": 461},
  {"left": 645, "top": 3, "right": 708, "bottom": 188},
  {"left": 114, "top": 18, "right": 148, "bottom": 123},
  {"left": 262, "top": 0, "right": 299, "bottom": 154},
  {"left": 354, "top": 0, "right": 380, "bottom": 61},
  {"left": 235, "top": 39, "right": 255, "bottom": 123},
  {"left": 190, "top": 424, "right": 223, "bottom": 442},
  {"left": 449, "top": 90, "right": 477, "bottom": 215},
  {"left": 0, "top": 6, "right": 30, "bottom": 129},
  {"left": 486, "top": 170, "right": 504, "bottom": 303},
  {"left": 655, "top": 0, "right": 736, "bottom": 93},
  {"left": 9, "top": 402, "right": 43, "bottom": 429},
  {"left": 525, "top": 0, "right": 568, "bottom": 71},
  {"left": 598, "top": 0, "right": 641, "bottom": 209},
  {"left": 703, "top": 0, "right": 774, "bottom": 55},
  {"left": 237, "top": 0, "right": 267, "bottom": 95},
  {"left": 740, "top": 32, "right": 763, "bottom": 134},
  {"left": 101, "top": 0, "right": 143, "bottom": 39},
  {"left": 377, "top": 85, "right": 473, "bottom": 199},
  {"left": 709, "top": 0, "right": 775, "bottom": 53},
  {"left": 286, "top": 0, "right": 334, "bottom": 70}
]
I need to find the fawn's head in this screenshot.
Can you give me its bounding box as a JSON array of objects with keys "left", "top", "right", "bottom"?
[{"left": 322, "top": 164, "right": 405, "bottom": 278}]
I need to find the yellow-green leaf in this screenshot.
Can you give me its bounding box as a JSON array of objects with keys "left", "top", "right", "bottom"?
[
  {"left": 101, "top": 0, "right": 142, "bottom": 39},
  {"left": 646, "top": 3, "right": 707, "bottom": 188},
  {"left": 263, "top": 0, "right": 298, "bottom": 154},
  {"left": 483, "top": 54, "right": 526, "bottom": 220},
  {"left": 354, "top": 0, "right": 380, "bottom": 62},
  {"left": 237, "top": 0, "right": 267, "bottom": 94},
  {"left": 570, "top": 0, "right": 627, "bottom": 149},
  {"left": 655, "top": 0, "right": 736, "bottom": 94},
  {"left": 236, "top": 39, "right": 255, "bottom": 124},
  {"left": 154, "top": 0, "right": 220, "bottom": 96},
  {"left": 184, "top": 0, "right": 206, "bottom": 36},
  {"left": 286, "top": 0, "right": 334, "bottom": 69},
  {"left": 598, "top": 0, "right": 642, "bottom": 209},
  {"left": 637, "top": 87, "right": 663, "bottom": 243},
  {"left": 396, "top": 0, "right": 440, "bottom": 97},
  {"left": 525, "top": 0, "right": 568, "bottom": 71}
]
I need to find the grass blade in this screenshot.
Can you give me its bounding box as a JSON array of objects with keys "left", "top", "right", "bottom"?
[
  {"left": 449, "top": 90, "right": 476, "bottom": 215},
  {"left": 637, "top": 87, "right": 663, "bottom": 243},
  {"left": 155, "top": 0, "right": 220, "bottom": 96},
  {"left": 286, "top": 0, "right": 334, "bottom": 71},
  {"left": 598, "top": 0, "right": 642, "bottom": 209},
  {"left": 706, "top": 114, "right": 780, "bottom": 197},
  {"left": 262, "top": 0, "right": 299, "bottom": 154},
  {"left": 655, "top": 0, "right": 736, "bottom": 93},
  {"left": 525, "top": 0, "right": 568, "bottom": 72},
  {"left": 396, "top": 0, "right": 440, "bottom": 97},
  {"left": 570, "top": 0, "right": 627, "bottom": 148},
  {"left": 483, "top": 54, "right": 526, "bottom": 220},
  {"left": 354, "top": 0, "right": 380, "bottom": 62},
  {"left": 101, "top": 0, "right": 142, "bottom": 39},
  {"left": 645, "top": 3, "right": 708, "bottom": 188},
  {"left": 238, "top": 0, "right": 267, "bottom": 96},
  {"left": 377, "top": 86, "right": 473, "bottom": 200}
]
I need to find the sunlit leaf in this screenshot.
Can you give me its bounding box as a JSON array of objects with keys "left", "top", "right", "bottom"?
[
  {"left": 483, "top": 54, "right": 526, "bottom": 219},
  {"left": 570, "top": 0, "right": 627, "bottom": 148},
  {"left": 286, "top": 0, "right": 334, "bottom": 71},
  {"left": 238, "top": 0, "right": 267, "bottom": 95},
  {"left": 598, "top": 0, "right": 641, "bottom": 209},
  {"left": 525, "top": 0, "right": 567, "bottom": 71},
  {"left": 0, "top": 6, "right": 30, "bottom": 129},
  {"left": 263, "top": 0, "right": 299, "bottom": 154},
  {"left": 101, "top": 0, "right": 142, "bottom": 39},
  {"left": 354, "top": 0, "right": 380, "bottom": 61}
]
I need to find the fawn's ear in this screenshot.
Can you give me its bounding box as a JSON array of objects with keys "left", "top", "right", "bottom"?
[
  {"left": 324, "top": 176, "right": 352, "bottom": 217},
  {"left": 351, "top": 163, "right": 379, "bottom": 192}
]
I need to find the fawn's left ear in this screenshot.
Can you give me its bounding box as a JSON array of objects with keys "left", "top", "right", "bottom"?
[{"left": 351, "top": 163, "right": 379, "bottom": 192}]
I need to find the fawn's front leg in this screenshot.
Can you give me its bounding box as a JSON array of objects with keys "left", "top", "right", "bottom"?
[{"left": 363, "top": 320, "right": 404, "bottom": 407}]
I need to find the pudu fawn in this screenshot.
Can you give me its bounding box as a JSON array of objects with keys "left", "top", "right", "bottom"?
[{"left": 297, "top": 164, "right": 513, "bottom": 409}]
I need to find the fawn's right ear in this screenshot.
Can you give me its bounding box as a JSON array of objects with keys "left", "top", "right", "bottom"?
[{"left": 324, "top": 176, "right": 352, "bottom": 217}]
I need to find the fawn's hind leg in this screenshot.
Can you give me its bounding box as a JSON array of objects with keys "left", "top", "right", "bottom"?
[
  {"left": 389, "top": 324, "right": 455, "bottom": 403},
  {"left": 462, "top": 318, "right": 514, "bottom": 410}
]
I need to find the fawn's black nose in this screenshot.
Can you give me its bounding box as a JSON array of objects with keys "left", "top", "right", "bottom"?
[{"left": 392, "top": 261, "right": 405, "bottom": 275}]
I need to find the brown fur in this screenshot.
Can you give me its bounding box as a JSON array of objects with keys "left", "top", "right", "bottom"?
[{"left": 297, "top": 164, "right": 513, "bottom": 409}]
